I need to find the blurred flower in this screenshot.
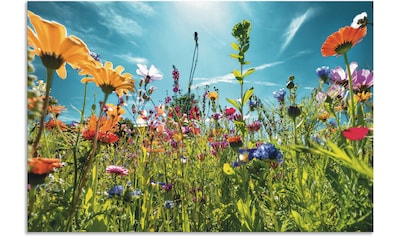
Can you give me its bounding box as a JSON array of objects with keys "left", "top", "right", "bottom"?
[
  {"left": 28, "top": 158, "right": 62, "bottom": 175},
  {"left": 162, "top": 183, "right": 174, "bottom": 191},
  {"left": 80, "top": 61, "right": 135, "bottom": 97},
  {"left": 253, "top": 143, "right": 284, "bottom": 164},
  {"left": 27, "top": 11, "right": 95, "bottom": 79},
  {"left": 354, "top": 91, "right": 372, "bottom": 102},
  {"left": 273, "top": 88, "right": 286, "bottom": 103},
  {"left": 321, "top": 26, "right": 367, "bottom": 57},
  {"left": 47, "top": 105, "right": 66, "bottom": 117},
  {"left": 45, "top": 118, "right": 68, "bottom": 131},
  {"left": 223, "top": 163, "right": 235, "bottom": 175},
  {"left": 82, "top": 115, "right": 120, "bottom": 143},
  {"left": 316, "top": 66, "right": 330, "bottom": 84},
  {"left": 351, "top": 12, "right": 368, "bottom": 28},
  {"left": 227, "top": 136, "right": 243, "bottom": 148},
  {"left": 106, "top": 165, "right": 128, "bottom": 176},
  {"left": 163, "top": 200, "right": 175, "bottom": 209},
  {"left": 207, "top": 91, "right": 219, "bottom": 100},
  {"left": 342, "top": 127, "right": 369, "bottom": 141},
  {"left": 246, "top": 120, "right": 262, "bottom": 132},
  {"left": 89, "top": 50, "right": 102, "bottom": 64},
  {"left": 238, "top": 148, "right": 256, "bottom": 163},
  {"left": 130, "top": 189, "right": 142, "bottom": 198},
  {"left": 108, "top": 185, "right": 124, "bottom": 198},
  {"left": 317, "top": 111, "right": 330, "bottom": 122},
  {"left": 136, "top": 64, "right": 162, "bottom": 84}
]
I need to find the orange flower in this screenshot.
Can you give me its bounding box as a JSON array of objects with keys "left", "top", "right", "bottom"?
[
  {"left": 47, "top": 105, "right": 66, "bottom": 116},
  {"left": 82, "top": 115, "right": 120, "bottom": 143},
  {"left": 27, "top": 11, "right": 94, "bottom": 78},
  {"left": 321, "top": 26, "right": 367, "bottom": 57},
  {"left": 80, "top": 61, "right": 135, "bottom": 97},
  {"left": 28, "top": 158, "right": 62, "bottom": 175},
  {"left": 45, "top": 119, "right": 68, "bottom": 131},
  {"left": 207, "top": 91, "right": 219, "bottom": 100},
  {"left": 317, "top": 111, "right": 330, "bottom": 122},
  {"left": 227, "top": 136, "right": 243, "bottom": 148},
  {"left": 354, "top": 91, "right": 372, "bottom": 102}
]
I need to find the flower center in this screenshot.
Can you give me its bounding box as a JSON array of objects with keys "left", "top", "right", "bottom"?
[
  {"left": 335, "top": 42, "right": 353, "bottom": 55},
  {"left": 40, "top": 52, "right": 64, "bottom": 70}
]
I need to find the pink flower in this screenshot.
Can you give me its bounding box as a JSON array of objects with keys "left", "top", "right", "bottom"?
[
  {"left": 106, "top": 165, "right": 128, "bottom": 176},
  {"left": 342, "top": 127, "right": 369, "bottom": 141}
]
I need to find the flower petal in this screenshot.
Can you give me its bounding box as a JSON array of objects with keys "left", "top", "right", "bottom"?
[{"left": 342, "top": 127, "right": 369, "bottom": 140}]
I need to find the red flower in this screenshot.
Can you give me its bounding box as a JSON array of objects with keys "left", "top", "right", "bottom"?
[{"left": 342, "top": 127, "right": 369, "bottom": 141}]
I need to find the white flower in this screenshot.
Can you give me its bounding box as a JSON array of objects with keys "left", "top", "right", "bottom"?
[
  {"left": 351, "top": 12, "right": 368, "bottom": 28},
  {"left": 136, "top": 64, "right": 163, "bottom": 83}
]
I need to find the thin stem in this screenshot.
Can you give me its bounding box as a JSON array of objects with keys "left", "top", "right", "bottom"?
[
  {"left": 65, "top": 92, "right": 110, "bottom": 231},
  {"left": 31, "top": 68, "right": 54, "bottom": 157},
  {"left": 71, "top": 82, "right": 88, "bottom": 204},
  {"left": 343, "top": 52, "right": 356, "bottom": 127}
]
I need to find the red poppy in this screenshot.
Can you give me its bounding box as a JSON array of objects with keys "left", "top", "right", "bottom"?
[{"left": 342, "top": 127, "right": 369, "bottom": 140}]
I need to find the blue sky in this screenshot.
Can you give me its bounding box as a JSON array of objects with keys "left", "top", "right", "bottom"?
[{"left": 27, "top": 1, "right": 373, "bottom": 123}]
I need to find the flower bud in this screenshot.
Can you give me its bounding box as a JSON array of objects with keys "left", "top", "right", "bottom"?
[{"left": 287, "top": 105, "right": 301, "bottom": 119}]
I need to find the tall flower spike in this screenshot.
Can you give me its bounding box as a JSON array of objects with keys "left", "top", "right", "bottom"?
[
  {"left": 321, "top": 26, "right": 367, "bottom": 57},
  {"left": 27, "top": 11, "right": 95, "bottom": 79}
]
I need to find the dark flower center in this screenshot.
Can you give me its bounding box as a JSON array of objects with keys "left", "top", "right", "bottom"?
[
  {"left": 40, "top": 52, "right": 64, "bottom": 70},
  {"left": 335, "top": 42, "right": 353, "bottom": 55}
]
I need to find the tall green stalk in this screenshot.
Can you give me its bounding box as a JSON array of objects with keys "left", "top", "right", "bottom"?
[
  {"left": 65, "top": 91, "right": 110, "bottom": 231},
  {"left": 343, "top": 52, "right": 357, "bottom": 127},
  {"left": 31, "top": 68, "right": 54, "bottom": 157}
]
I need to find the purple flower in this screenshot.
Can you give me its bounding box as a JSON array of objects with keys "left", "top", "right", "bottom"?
[
  {"left": 330, "top": 62, "right": 358, "bottom": 86},
  {"left": 108, "top": 185, "right": 124, "bottom": 198},
  {"left": 106, "top": 165, "right": 129, "bottom": 176},
  {"left": 136, "top": 64, "right": 163, "bottom": 84},
  {"left": 253, "top": 143, "right": 284, "bottom": 164},
  {"left": 273, "top": 88, "right": 286, "bottom": 103},
  {"left": 352, "top": 69, "right": 373, "bottom": 91},
  {"left": 162, "top": 183, "right": 174, "bottom": 191}
]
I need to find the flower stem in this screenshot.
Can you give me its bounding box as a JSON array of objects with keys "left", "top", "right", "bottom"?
[
  {"left": 343, "top": 52, "right": 356, "bottom": 127},
  {"left": 31, "top": 68, "right": 54, "bottom": 157},
  {"left": 65, "top": 92, "right": 109, "bottom": 231}
]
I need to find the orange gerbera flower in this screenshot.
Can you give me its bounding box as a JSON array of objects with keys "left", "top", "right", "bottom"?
[
  {"left": 227, "top": 136, "right": 243, "bottom": 148},
  {"left": 27, "top": 11, "right": 95, "bottom": 79},
  {"left": 82, "top": 115, "right": 120, "bottom": 143},
  {"left": 28, "top": 158, "right": 62, "bottom": 175},
  {"left": 47, "top": 105, "right": 66, "bottom": 116},
  {"left": 80, "top": 61, "right": 135, "bottom": 97},
  {"left": 321, "top": 26, "right": 367, "bottom": 57}
]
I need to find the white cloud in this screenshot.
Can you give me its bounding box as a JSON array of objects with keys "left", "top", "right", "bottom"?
[
  {"left": 127, "top": 2, "right": 156, "bottom": 16},
  {"left": 117, "top": 54, "right": 149, "bottom": 65},
  {"left": 192, "top": 61, "right": 283, "bottom": 88},
  {"left": 280, "top": 8, "right": 315, "bottom": 55}
]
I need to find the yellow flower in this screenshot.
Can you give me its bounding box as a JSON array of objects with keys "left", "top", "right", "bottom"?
[
  {"left": 207, "top": 91, "right": 219, "bottom": 100},
  {"left": 354, "top": 91, "right": 372, "bottom": 102},
  {"left": 80, "top": 61, "right": 135, "bottom": 96},
  {"left": 27, "top": 11, "right": 94, "bottom": 79},
  {"left": 317, "top": 111, "right": 330, "bottom": 122}
]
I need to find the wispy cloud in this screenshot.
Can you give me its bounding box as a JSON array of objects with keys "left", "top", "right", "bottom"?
[
  {"left": 280, "top": 8, "right": 315, "bottom": 55},
  {"left": 192, "top": 61, "right": 283, "bottom": 88},
  {"left": 116, "top": 54, "right": 149, "bottom": 65},
  {"left": 127, "top": 2, "right": 156, "bottom": 16}
]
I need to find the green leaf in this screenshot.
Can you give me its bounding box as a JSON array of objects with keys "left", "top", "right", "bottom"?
[
  {"left": 242, "top": 87, "right": 254, "bottom": 105},
  {"left": 226, "top": 98, "right": 241, "bottom": 111},
  {"left": 233, "top": 69, "right": 242, "bottom": 79},
  {"left": 242, "top": 44, "right": 250, "bottom": 53},
  {"left": 230, "top": 53, "right": 243, "bottom": 59},
  {"left": 243, "top": 68, "right": 255, "bottom": 78},
  {"left": 231, "top": 42, "right": 240, "bottom": 51},
  {"left": 85, "top": 187, "right": 93, "bottom": 205}
]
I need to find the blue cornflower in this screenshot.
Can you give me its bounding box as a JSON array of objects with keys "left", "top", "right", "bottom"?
[
  {"left": 163, "top": 200, "right": 175, "bottom": 209},
  {"left": 273, "top": 88, "right": 286, "bottom": 103},
  {"left": 108, "top": 185, "right": 124, "bottom": 198},
  {"left": 130, "top": 189, "right": 142, "bottom": 198},
  {"left": 316, "top": 66, "right": 330, "bottom": 84},
  {"left": 253, "top": 143, "right": 284, "bottom": 164}
]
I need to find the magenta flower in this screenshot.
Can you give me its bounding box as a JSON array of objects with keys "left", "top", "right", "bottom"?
[{"left": 106, "top": 165, "right": 128, "bottom": 176}]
